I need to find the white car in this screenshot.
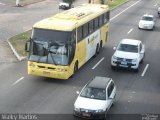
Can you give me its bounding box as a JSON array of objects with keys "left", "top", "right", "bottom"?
[
  {"left": 138, "top": 14, "right": 155, "bottom": 30},
  {"left": 74, "top": 76, "right": 116, "bottom": 119},
  {"left": 111, "top": 39, "right": 145, "bottom": 72},
  {"left": 59, "top": 2, "right": 71, "bottom": 10}
]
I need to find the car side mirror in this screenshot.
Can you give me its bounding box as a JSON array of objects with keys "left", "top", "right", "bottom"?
[
  {"left": 140, "top": 44, "right": 145, "bottom": 54},
  {"left": 113, "top": 47, "right": 116, "bottom": 50},
  {"left": 140, "top": 51, "right": 145, "bottom": 54},
  {"left": 25, "top": 41, "right": 30, "bottom": 52},
  {"left": 76, "top": 91, "right": 80, "bottom": 95},
  {"left": 109, "top": 96, "right": 114, "bottom": 99}
]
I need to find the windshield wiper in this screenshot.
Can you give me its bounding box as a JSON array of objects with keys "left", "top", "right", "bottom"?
[{"left": 48, "top": 46, "right": 57, "bottom": 65}]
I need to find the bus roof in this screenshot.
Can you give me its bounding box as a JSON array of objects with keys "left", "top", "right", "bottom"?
[{"left": 33, "top": 3, "right": 109, "bottom": 31}]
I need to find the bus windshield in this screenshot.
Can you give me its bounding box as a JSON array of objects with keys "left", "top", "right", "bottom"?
[{"left": 29, "top": 28, "right": 72, "bottom": 65}]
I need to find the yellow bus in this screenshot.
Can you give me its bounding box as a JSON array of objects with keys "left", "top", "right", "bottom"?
[{"left": 25, "top": 3, "right": 110, "bottom": 79}]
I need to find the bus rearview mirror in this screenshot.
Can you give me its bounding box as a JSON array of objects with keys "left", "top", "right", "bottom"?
[{"left": 25, "top": 41, "right": 30, "bottom": 52}]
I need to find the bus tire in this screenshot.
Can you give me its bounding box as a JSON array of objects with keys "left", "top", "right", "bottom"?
[
  {"left": 100, "top": 40, "right": 102, "bottom": 49},
  {"left": 94, "top": 44, "right": 100, "bottom": 57},
  {"left": 74, "top": 61, "right": 78, "bottom": 74}
]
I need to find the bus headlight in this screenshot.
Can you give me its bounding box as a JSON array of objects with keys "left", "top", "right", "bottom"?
[
  {"left": 29, "top": 63, "right": 35, "bottom": 67},
  {"left": 56, "top": 68, "right": 67, "bottom": 72}
]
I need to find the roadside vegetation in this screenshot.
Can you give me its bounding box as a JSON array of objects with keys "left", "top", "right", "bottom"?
[
  {"left": 9, "top": 30, "right": 31, "bottom": 57},
  {"left": 8, "top": 0, "right": 127, "bottom": 58},
  {"left": 0, "top": 0, "right": 45, "bottom": 6}
]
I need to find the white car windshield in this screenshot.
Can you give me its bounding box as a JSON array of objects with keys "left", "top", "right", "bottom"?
[
  {"left": 142, "top": 16, "right": 153, "bottom": 21},
  {"left": 117, "top": 43, "right": 138, "bottom": 53},
  {"left": 80, "top": 87, "right": 106, "bottom": 100}
]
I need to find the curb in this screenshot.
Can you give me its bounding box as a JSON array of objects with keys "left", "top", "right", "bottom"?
[{"left": 7, "top": 39, "right": 26, "bottom": 61}]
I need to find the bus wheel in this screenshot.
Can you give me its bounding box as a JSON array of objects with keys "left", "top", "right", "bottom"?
[
  {"left": 100, "top": 40, "right": 102, "bottom": 49},
  {"left": 94, "top": 44, "right": 100, "bottom": 57},
  {"left": 74, "top": 61, "right": 78, "bottom": 74}
]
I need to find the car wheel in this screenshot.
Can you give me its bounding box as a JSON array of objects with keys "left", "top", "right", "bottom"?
[
  {"left": 134, "top": 67, "right": 139, "bottom": 73},
  {"left": 140, "top": 53, "right": 145, "bottom": 63},
  {"left": 104, "top": 109, "right": 108, "bottom": 120},
  {"left": 111, "top": 65, "right": 116, "bottom": 70}
]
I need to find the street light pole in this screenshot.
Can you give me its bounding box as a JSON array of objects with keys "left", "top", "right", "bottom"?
[{"left": 16, "top": 0, "right": 20, "bottom": 7}]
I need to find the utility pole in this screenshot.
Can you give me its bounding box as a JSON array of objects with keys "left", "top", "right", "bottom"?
[{"left": 16, "top": 0, "right": 21, "bottom": 7}]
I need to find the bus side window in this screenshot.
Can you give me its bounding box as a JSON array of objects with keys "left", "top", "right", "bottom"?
[
  {"left": 82, "top": 23, "right": 89, "bottom": 38},
  {"left": 99, "top": 15, "right": 104, "bottom": 27},
  {"left": 106, "top": 11, "right": 110, "bottom": 22},
  {"left": 89, "top": 20, "right": 94, "bottom": 34},
  {"left": 68, "top": 30, "right": 76, "bottom": 64},
  {"left": 104, "top": 12, "right": 107, "bottom": 23},
  {"left": 94, "top": 17, "right": 99, "bottom": 31},
  {"left": 77, "top": 26, "right": 83, "bottom": 42}
]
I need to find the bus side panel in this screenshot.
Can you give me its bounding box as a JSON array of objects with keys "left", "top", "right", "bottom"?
[
  {"left": 86, "top": 30, "right": 101, "bottom": 61},
  {"left": 76, "top": 40, "right": 87, "bottom": 68},
  {"left": 100, "top": 23, "right": 109, "bottom": 46}
]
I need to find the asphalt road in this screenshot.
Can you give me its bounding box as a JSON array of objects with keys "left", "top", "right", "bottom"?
[{"left": 0, "top": 0, "right": 160, "bottom": 120}]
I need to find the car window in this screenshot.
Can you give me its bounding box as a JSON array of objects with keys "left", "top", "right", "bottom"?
[
  {"left": 139, "top": 43, "right": 142, "bottom": 52},
  {"left": 117, "top": 43, "right": 138, "bottom": 53},
  {"left": 142, "top": 16, "right": 153, "bottom": 21},
  {"left": 80, "top": 87, "right": 106, "bottom": 100},
  {"left": 107, "top": 81, "right": 114, "bottom": 98}
]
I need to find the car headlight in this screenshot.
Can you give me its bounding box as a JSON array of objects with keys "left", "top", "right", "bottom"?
[
  {"left": 132, "top": 58, "right": 137, "bottom": 62},
  {"left": 112, "top": 55, "right": 117, "bottom": 60},
  {"left": 95, "top": 109, "right": 105, "bottom": 113},
  {"left": 74, "top": 107, "right": 80, "bottom": 112},
  {"left": 139, "top": 22, "right": 143, "bottom": 26}
]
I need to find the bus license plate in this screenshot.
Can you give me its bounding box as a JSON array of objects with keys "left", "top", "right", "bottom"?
[{"left": 43, "top": 71, "right": 50, "bottom": 75}]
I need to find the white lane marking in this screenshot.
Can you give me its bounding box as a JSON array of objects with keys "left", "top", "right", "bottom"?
[
  {"left": 141, "top": 64, "right": 149, "bottom": 77},
  {"left": 154, "top": 4, "right": 157, "bottom": 7},
  {"left": 0, "top": 2, "right": 5, "bottom": 5},
  {"left": 110, "top": 0, "right": 141, "bottom": 21},
  {"left": 92, "top": 57, "right": 104, "bottom": 69},
  {"left": 12, "top": 77, "right": 24, "bottom": 86},
  {"left": 127, "top": 28, "right": 133, "bottom": 34}
]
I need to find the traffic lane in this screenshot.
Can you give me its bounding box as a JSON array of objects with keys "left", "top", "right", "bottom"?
[
  {"left": 94, "top": 43, "right": 160, "bottom": 113},
  {"left": 110, "top": 0, "right": 142, "bottom": 20},
  {"left": 109, "top": 0, "right": 157, "bottom": 45},
  {"left": 0, "top": 57, "right": 98, "bottom": 113},
  {"left": 96, "top": 0, "right": 160, "bottom": 114},
  {"left": 0, "top": 74, "right": 78, "bottom": 113},
  {"left": 0, "top": 61, "right": 27, "bottom": 93}
]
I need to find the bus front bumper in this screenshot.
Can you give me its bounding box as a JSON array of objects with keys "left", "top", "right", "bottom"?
[{"left": 28, "top": 68, "right": 70, "bottom": 80}]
